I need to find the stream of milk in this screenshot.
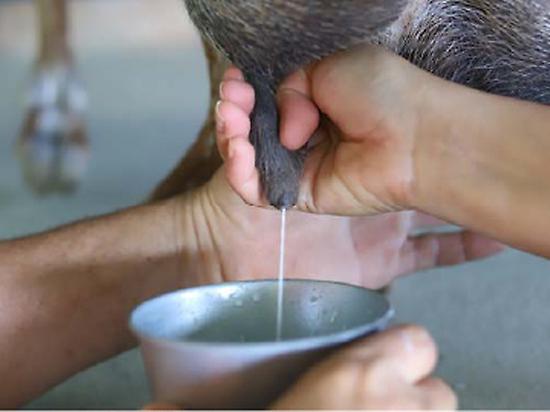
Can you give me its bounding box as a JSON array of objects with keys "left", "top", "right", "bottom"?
[{"left": 275, "top": 208, "right": 287, "bottom": 341}]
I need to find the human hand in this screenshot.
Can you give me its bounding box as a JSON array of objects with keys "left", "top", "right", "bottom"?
[
  {"left": 218, "top": 44, "right": 439, "bottom": 215},
  {"left": 181, "top": 173, "right": 501, "bottom": 288},
  {"left": 144, "top": 325, "right": 456, "bottom": 410},
  {"left": 178, "top": 65, "right": 503, "bottom": 289},
  {"left": 273, "top": 325, "right": 456, "bottom": 409},
  {"left": 214, "top": 42, "right": 550, "bottom": 260}
]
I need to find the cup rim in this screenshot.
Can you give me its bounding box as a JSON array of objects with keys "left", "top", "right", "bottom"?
[{"left": 129, "top": 279, "right": 394, "bottom": 353}]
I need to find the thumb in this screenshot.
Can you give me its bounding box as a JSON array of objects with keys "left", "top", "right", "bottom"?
[
  {"left": 333, "top": 324, "right": 439, "bottom": 384},
  {"left": 277, "top": 69, "right": 320, "bottom": 151},
  {"left": 308, "top": 44, "right": 400, "bottom": 139}
]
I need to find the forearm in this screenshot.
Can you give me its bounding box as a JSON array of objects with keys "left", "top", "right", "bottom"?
[
  {"left": 0, "top": 197, "right": 201, "bottom": 407},
  {"left": 415, "top": 77, "right": 550, "bottom": 256}
]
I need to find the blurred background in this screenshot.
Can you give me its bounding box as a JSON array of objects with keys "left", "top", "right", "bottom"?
[{"left": 0, "top": 0, "right": 549, "bottom": 409}]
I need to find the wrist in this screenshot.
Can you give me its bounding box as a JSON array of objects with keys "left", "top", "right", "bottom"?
[
  {"left": 409, "top": 72, "right": 479, "bottom": 219},
  {"left": 409, "top": 73, "right": 523, "bottom": 229},
  {"left": 411, "top": 78, "right": 550, "bottom": 254},
  {"left": 171, "top": 184, "right": 225, "bottom": 288}
]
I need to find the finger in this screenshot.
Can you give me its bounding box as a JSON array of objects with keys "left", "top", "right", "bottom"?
[
  {"left": 416, "top": 377, "right": 458, "bottom": 410},
  {"left": 434, "top": 231, "right": 506, "bottom": 266},
  {"left": 398, "top": 230, "right": 506, "bottom": 274},
  {"left": 272, "top": 325, "right": 438, "bottom": 410},
  {"left": 223, "top": 66, "right": 244, "bottom": 81},
  {"left": 220, "top": 79, "right": 255, "bottom": 115},
  {"left": 335, "top": 324, "right": 438, "bottom": 384},
  {"left": 278, "top": 70, "right": 320, "bottom": 150},
  {"left": 280, "top": 68, "right": 311, "bottom": 95},
  {"left": 278, "top": 89, "right": 320, "bottom": 150},
  {"left": 215, "top": 100, "right": 251, "bottom": 160},
  {"left": 225, "top": 136, "right": 262, "bottom": 205}
]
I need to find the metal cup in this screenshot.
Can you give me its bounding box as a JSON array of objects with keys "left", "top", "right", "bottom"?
[{"left": 130, "top": 279, "right": 394, "bottom": 409}]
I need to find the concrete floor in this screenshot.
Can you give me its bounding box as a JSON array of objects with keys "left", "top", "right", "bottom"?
[{"left": 1, "top": 1, "right": 550, "bottom": 410}]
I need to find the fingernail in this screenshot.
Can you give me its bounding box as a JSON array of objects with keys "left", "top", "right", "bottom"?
[
  {"left": 277, "top": 87, "right": 296, "bottom": 104},
  {"left": 226, "top": 66, "right": 245, "bottom": 81},
  {"left": 278, "top": 87, "right": 307, "bottom": 100},
  {"left": 219, "top": 81, "right": 226, "bottom": 99},
  {"left": 215, "top": 100, "right": 225, "bottom": 133},
  {"left": 279, "top": 86, "right": 301, "bottom": 94},
  {"left": 278, "top": 87, "right": 297, "bottom": 96}
]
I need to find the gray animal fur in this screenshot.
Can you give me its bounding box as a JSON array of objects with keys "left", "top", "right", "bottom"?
[{"left": 184, "top": 0, "right": 550, "bottom": 208}]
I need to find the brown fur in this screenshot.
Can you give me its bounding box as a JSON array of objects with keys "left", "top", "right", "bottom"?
[{"left": 37, "top": 0, "right": 71, "bottom": 64}]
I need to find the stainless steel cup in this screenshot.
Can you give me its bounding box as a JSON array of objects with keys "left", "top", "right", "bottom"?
[{"left": 130, "top": 279, "right": 394, "bottom": 409}]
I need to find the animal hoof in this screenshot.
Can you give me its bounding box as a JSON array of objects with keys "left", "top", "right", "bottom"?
[{"left": 17, "top": 65, "right": 89, "bottom": 195}]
